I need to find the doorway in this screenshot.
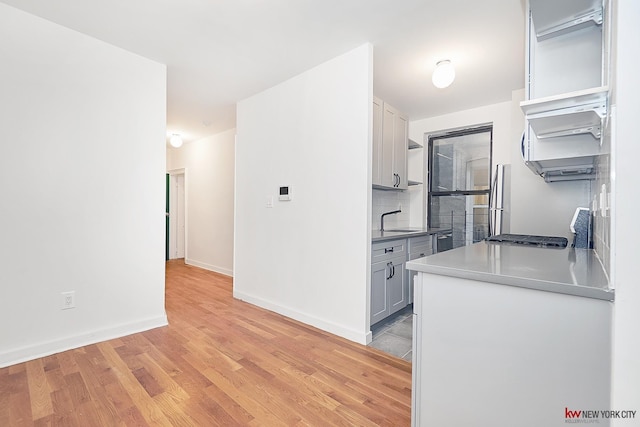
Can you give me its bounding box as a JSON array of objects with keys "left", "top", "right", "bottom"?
[{"left": 168, "top": 169, "right": 186, "bottom": 260}]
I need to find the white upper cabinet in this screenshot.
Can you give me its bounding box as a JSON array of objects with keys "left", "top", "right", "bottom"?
[
  {"left": 372, "top": 97, "right": 408, "bottom": 190},
  {"left": 521, "top": 0, "right": 610, "bottom": 182}
]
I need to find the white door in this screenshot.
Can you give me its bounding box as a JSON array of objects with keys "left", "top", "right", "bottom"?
[{"left": 169, "top": 173, "right": 185, "bottom": 259}]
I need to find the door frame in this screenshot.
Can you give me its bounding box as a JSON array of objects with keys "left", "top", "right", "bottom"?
[{"left": 167, "top": 168, "right": 187, "bottom": 260}]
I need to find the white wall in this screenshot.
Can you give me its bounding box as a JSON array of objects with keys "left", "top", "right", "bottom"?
[
  {"left": 167, "top": 129, "right": 235, "bottom": 276},
  {"left": 0, "top": 4, "right": 167, "bottom": 367},
  {"left": 408, "top": 100, "right": 514, "bottom": 228},
  {"left": 235, "top": 44, "right": 372, "bottom": 344},
  {"left": 611, "top": 0, "right": 640, "bottom": 422}
]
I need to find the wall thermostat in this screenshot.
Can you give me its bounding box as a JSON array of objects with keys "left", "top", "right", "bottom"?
[{"left": 279, "top": 186, "right": 292, "bottom": 201}]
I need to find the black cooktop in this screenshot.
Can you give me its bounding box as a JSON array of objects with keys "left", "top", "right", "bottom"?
[{"left": 485, "top": 234, "right": 568, "bottom": 248}]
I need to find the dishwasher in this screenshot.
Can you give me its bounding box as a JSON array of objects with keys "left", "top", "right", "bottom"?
[{"left": 436, "top": 232, "right": 453, "bottom": 252}]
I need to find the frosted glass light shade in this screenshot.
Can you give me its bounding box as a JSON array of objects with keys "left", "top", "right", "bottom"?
[
  {"left": 169, "top": 134, "right": 183, "bottom": 148},
  {"left": 432, "top": 60, "right": 455, "bottom": 89}
]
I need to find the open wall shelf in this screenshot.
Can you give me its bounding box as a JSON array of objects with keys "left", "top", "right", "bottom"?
[
  {"left": 521, "top": 86, "right": 607, "bottom": 140},
  {"left": 530, "top": 0, "right": 603, "bottom": 40}
]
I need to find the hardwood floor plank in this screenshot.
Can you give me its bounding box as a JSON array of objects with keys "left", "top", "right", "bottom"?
[
  {"left": 114, "top": 405, "right": 150, "bottom": 427},
  {"left": 0, "top": 260, "right": 412, "bottom": 425},
  {"left": 152, "top": 391, "right": 196, "bottom": 426},
  {"left": 8, "top": 363, "right": 26, "bottom": 376},
  {"left": 0, "top": 382, "right": 10, "bottom": 426},
  {"left": 96, "top": 343, "right": 173, "bottom": 426},
  {"left": 41, "top": 355, "right": 60, "bottom": 373},
  {"left": 76, "top": 397, "right": 113, "bottom": 427},
  {"left": 55, "top": 351, "right": 80, "bottom": 377},
  {"left": 135, "top": 352, "right": 189, "bottom": 402},
  {"left": 9, "top": 392, "right": 33, "bottom": 427},
  {"left": 131, "top": 367, "right": 164, "bottom": 398},
  {"left": 63, "top": 372, "right": 91, "bottom": 407},
  {"left": 201, "top": 382, "right": 254, "bottom": 425},
  {"left": 201, "top": 364, "right": 290, "bottom": 426},
  {"left": 44, "top": 366, "right": 66, "bottom": 393},
  {"left": 3, "top": 370, "right": 29, "bottom": 395},
  {"left": 25, "top": 359, "right": 53, "bottom": 420},
  {"left": 50, "top": 388, "right": 80, "bottom": 426}
]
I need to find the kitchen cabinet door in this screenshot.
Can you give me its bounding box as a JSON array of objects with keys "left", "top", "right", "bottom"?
[
  {"left": 392, "top": 111, "right": 408, "bottom": 190},
  {"left": 371, "top": 261, "right": 390, "bottom": 324},
  {"left": 372, "top": 100, "right": 409, "bottom": 190},
  {"left": 388, "top": 258, "right": 407, "bottom": 314},
  {"left": 381, "top": 104, "right": 397, "bottom": 188},
  {"left": 371, "top": 257, "right": 406, "bottom": 324}
]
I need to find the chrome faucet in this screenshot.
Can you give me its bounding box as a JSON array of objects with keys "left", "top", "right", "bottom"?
[{"left": 380, "top": 209, "right": 401, "bottom": 231}]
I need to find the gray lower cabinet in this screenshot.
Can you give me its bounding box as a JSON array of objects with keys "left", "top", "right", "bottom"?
[
  {"left": 371, "top": 239, "right": 407, "bottom": 325},
  {"left": 388, "top": 257, "right": 407, "bottom": 313},
  {"left": 371, "top": 261, "right": 390, "bottom": 324}
]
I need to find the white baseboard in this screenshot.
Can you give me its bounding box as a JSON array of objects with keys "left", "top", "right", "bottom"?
[
  {"left": 233, "top": 290, "right": 369, "bottom": 345},
  {"left": 0, "top": 315, "right": 168, "bottom": 368},
  {"left": 186, "top": 258, "right": 233, "bottom": 277}
]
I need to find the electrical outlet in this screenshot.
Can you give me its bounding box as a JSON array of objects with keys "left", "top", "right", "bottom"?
[{"left": 61, "top": 291, "right": 75, "bottom": 310}]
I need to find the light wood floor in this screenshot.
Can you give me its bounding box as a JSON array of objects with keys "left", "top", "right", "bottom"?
[{"left": 0, "top": 260, "right": 412, "bottom": 426}]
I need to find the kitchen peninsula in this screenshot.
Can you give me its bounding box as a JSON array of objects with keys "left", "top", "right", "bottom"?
[{"left": 407, "top": 241, "right": 613, "bottom": 426}]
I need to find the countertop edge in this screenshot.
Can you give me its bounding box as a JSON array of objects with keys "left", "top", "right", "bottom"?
[
  {"left": 371, "top": 228, "right": 450, "bottom": 242},
  {"left": 406, "top": 260, "right": 615, "bottom": 302}
]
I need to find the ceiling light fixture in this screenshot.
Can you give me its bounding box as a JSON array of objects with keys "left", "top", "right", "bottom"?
[
  {"left": 432, "top": 60, "right": 455, "bottom": 89},
  {"left": 169, "top": 133, "right": 183, "bottom": 148}
]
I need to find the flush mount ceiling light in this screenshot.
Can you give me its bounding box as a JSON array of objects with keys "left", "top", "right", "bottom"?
[
  {"left": 169, "top": 133, "right": 183, "bottom": 148},
  {"left": 432, "top": 60, "right": 455, "bottom": 89}
]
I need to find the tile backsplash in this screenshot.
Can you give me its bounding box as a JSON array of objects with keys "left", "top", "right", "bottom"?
[
  {"left": 372, "top": 189, "right": 411, "bottom": 230},
  {"left": 592, "top": 105, "right": 614, "bottom": 283}
]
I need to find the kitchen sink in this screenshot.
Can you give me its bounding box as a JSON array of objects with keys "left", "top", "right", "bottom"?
[{"left": 383, "top": 229, "right": 421, "bottom": 233}]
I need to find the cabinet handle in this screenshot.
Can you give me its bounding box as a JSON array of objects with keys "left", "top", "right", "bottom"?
[
  {"left": 384, "top": 247, "right": 394, "bottom": 253},
  {"left": 397, "top": 174, "right": 401, "bottom": 187},
  {"left": 391, "top": 265, "right": 395, "bottom": 278},
  {"left": 386, "top": 262, "right": 393, "bottom": 280}
]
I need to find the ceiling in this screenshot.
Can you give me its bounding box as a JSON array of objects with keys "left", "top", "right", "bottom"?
[{"left": 1, "top": 0, "right": 526, "bottom": 144}]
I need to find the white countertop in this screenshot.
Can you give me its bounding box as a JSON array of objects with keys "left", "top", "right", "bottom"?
[{"left": 406, "top": 241, "right": 613, "bottom": 301}]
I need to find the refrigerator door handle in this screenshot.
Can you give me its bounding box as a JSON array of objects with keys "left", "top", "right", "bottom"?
[{"left": 489, "top": 164, "right": 499, "bottom": 236}]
